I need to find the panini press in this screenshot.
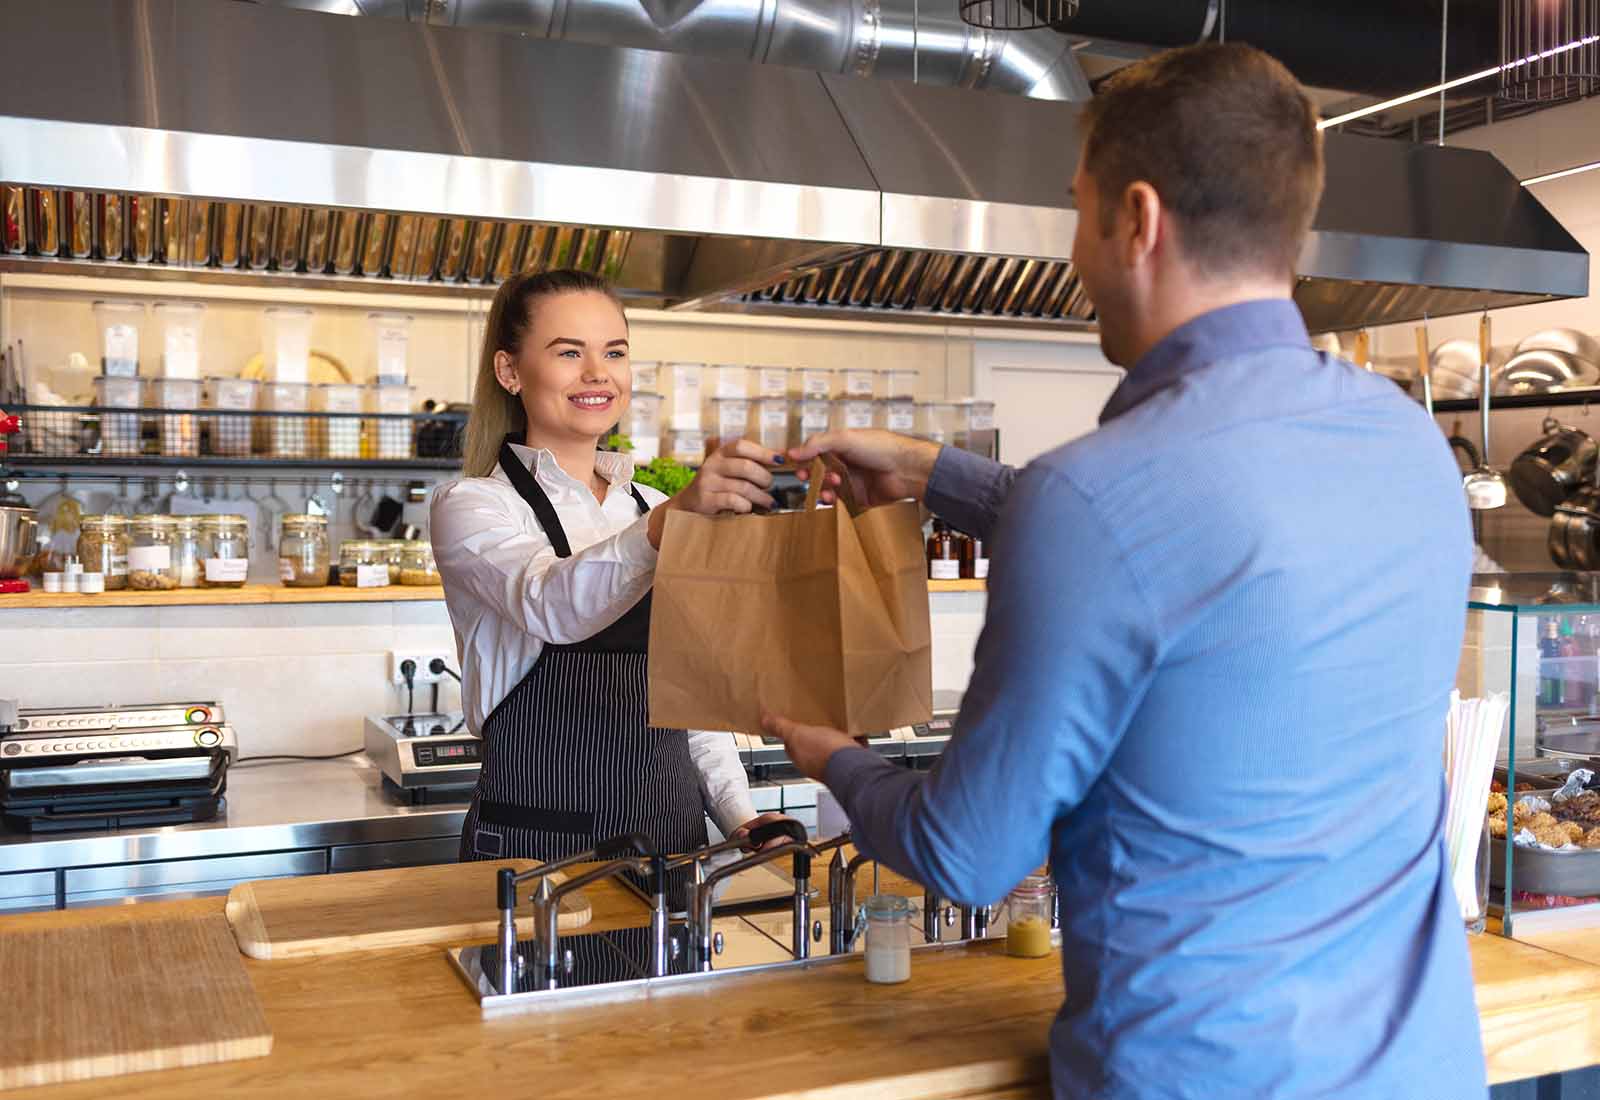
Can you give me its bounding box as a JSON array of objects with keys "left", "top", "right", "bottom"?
[{"left": 0, "top": 701, "right": 237, "bottom": 832}]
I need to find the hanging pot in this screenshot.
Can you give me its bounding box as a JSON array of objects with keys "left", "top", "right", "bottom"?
[{"left": 1510, "top": 418, "right": 1599, "bottom": 517}]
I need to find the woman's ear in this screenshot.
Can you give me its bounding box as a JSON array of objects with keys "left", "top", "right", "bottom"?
[{"left": 493, "top": 350, "right": 522, "bottom": 396}]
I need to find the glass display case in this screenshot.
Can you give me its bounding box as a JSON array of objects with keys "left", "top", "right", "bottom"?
[{"left": 1468, "top": 573, "right": 1600, "bottom": 936}]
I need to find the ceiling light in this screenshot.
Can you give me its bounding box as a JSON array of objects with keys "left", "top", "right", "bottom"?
[
  {"left": 1522, "top": 159, "right": 1600, "bottom": 185},
  {"left": 1318, "top": 33, "right": 1600, "bottom": 130}
]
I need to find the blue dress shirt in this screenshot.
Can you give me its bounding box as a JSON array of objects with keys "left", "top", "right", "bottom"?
[{"left": 826, "top": 299, "right": 1485, "bottom": 1100}]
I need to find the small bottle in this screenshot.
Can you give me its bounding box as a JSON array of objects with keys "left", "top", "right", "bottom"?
[
  {"left": 927, "top": 520, "right": 961, "bottom": 581},
  {"left": 961, "top": 533, "right": 989, "bottom": 581}
]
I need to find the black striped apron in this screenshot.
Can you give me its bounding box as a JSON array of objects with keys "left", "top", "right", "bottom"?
[{"left": 458, "top": 438, "right": 709, "bottom": 867}]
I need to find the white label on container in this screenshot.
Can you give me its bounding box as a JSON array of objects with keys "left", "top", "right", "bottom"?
[
  {"left": 128, "top": 545, "right": 171, "bottom": 571},
  {"left": 844, "top": 402, "right": 873, "bottom": 430},
  {"left": 205, "top": 558, "right": 249, "bottom": 582},
  {"left": 279, "top": 558, "right": 295, "bottom": 582},
  {"left": 887, "top": 405, "right": 915, "bottom": 432},
  {"left": 930, "top": 560, "right": 960, "bottom": 580},
  {"left": 974, "top": 557, "right": 989, "bottom": 579},
  {"left": 104, "top": 323, "right": 138, "bottom": 365},
  {"left": 109, "top": 554, "right": 128, "bottom": 577},
  {"left": 972, "top": 408, "right": 996, "bottom": 431},
  {"left": 759, "top": 370, "right": 789, "bottom": 397},
  {"left": 356, "top": 563, "right": 388, "bottom": 588},
  {"left": 800, "top": 370, "right": 831, "bottom": 398}
]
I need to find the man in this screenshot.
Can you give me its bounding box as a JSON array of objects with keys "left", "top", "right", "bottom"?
[{"left": 765, "top": 42, "right": 1485, "bottom": 1100}]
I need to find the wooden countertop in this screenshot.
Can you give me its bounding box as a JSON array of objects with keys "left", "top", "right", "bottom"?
[{"left": 3, "top": 880, "right": 1598, "bottom": 1099}]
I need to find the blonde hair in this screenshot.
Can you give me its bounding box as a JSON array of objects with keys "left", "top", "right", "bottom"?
[{"left": 461, "top": 268, "right": 626, "bottom": 478}]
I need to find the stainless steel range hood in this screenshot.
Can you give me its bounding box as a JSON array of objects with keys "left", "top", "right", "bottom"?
[{"left": 0, "top": 0, "right": 1587, "bottom": 334}]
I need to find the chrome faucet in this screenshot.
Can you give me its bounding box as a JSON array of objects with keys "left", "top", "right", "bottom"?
[
  {"left": 493, "top": 832, "right": 654, "bottom": 994},
  {"left": 685, "top": 818, "right": 811, "bottom": 971}
]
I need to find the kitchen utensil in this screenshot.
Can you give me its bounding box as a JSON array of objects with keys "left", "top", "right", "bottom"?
[
  {"left": 1493, "top": 347, "right": 1600, "bottom": 396},
  {"left": 1464, "top": 314, "right": 1507, "bottom": 510},
  {"left": 1510, "top": 418, "right": 1599, "bottom": 516},
  {"left": 0, "top": 504, "right": 38, "bottom": 579},
  {"left": 0, "top": 912, "right": 271, "bottom": 1090},
  {"left": 224, "top": 859, "right": 591, "bottom": 960}
]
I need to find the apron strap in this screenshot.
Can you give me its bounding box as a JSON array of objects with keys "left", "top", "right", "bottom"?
[{"left": 498, "top": 436, "right": 653, "bottom": 558}]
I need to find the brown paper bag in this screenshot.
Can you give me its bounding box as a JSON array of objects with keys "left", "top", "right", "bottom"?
[{"left": 648, "top": 458, "right": 933, "bottom": 736}]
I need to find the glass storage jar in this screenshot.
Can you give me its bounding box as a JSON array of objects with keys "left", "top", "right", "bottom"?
[
  {"left": 77, "top": 514, "right": 130, "bottom": 590},
  {"left": 170, "top": 515, "right": 203, "bottom": 588},
  {"left": 1005, "top": 874, "right": 1055, "bottom": 958},
  {"left": 199, "top": 514, "right": 251, "bottom": 588},
  {"left": 128, "top": 515, "right": 179, "bottom": 590},
  {"left": 399, "top": 540, "right": 439, "bottom": 586},
  {"left": 279, "top": 514, "right": 330, "bottom": 587},
  {"left": 339, "top": 539, "right": 391, "bottom": 587}
]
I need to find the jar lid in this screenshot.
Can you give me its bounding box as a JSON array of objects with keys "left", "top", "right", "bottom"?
[
  {"left": 864, "top": 894, "right": 913, "bottom": 917},
  {"left": 281, "top": 513, "right": 328, "bottom": 529},
  {"left": 80, "top": 514, "right": 129, "bottom": 528}
]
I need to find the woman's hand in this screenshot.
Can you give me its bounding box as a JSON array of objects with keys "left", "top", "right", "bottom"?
[
  {"left": 730, "top": 811, "right": 802, "bottom": 851},
  {"left": 647, "top": 439, "right": 783, "bottom": 549}
]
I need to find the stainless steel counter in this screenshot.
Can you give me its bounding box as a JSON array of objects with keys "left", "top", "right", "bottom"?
[{"left": 0, "top": 757, "right": 467, "bottom": 910}]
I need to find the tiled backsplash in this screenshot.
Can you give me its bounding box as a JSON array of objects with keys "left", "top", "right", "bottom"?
[{"left": 1, "top": 592, "right": 985, "bottom": 756}]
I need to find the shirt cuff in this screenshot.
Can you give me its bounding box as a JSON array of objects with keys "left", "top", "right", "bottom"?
[
  {"left": 614, "top": 512, "right": 660, "bottom": 570},
  {"left": 925, "top": 445, "right": 1010, "bottom": 539}
]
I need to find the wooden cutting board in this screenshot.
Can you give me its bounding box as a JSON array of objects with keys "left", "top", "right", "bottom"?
[
  {"left": 0, "top": 912, "right": 272, "bottom": 1090},
  {"left": 226, "top": 859, "right": 592, "bottom": 960}
]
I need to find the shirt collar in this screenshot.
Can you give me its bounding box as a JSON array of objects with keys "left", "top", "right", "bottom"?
[
  {"left": 501, "top": 442, "right": 637, "bottom": 490},
  {"left": 1098, "top": 299, "right": 1311, "bottom": 425}
]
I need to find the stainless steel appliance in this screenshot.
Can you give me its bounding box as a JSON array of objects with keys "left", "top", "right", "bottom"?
[
  {"left": 363, "top": 712, "right": 479, "bottom": 803},
  {"left": 0, "top": 701, "right": 236, "bottom": 832}
]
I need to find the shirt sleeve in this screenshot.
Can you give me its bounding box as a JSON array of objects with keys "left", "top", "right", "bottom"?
[
  {"left": 824, "top": 463, "right": 1162, "bottom": 904},
  {"left": 924, "top": 445, "right": 1017, "bottom": 541},
  {"left": 687, "top": 730, "right": 758, "bottom": 838},
  {"left": 430, "top": 479, "right": 659, "bottom": 646}
]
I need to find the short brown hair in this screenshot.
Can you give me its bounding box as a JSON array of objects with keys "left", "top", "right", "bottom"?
[{"left": 1080, "top": 43, "right": 1324, "bottom": 280}]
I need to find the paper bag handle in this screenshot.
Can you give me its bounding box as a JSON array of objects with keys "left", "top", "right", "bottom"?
[{"left": 803, "top": 455, "right": 860, "bottom": 515}]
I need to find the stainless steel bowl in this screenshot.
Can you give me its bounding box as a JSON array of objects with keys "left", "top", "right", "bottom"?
[
  {"left": 0, "top": 505, "right": 38, "bottom": 579},
  {"left": 1494, "top": 347, "right": 1600, "bottom": 396}
]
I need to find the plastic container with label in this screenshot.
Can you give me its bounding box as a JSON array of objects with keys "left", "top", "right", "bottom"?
[
  {"left": 94, "top": 376, "right": 144, "bottom": 456},
  {"left": 258, "top": 381, "right": 311, "bottom": 458},
  {"left": 709, "top": 396, "right": 751, "bottom": 454},
  {"left": 128, "top": 515, "right": 179, "bottom": 590},
  {"left": 279, "top": 514, "right": 330, "bottom": 587},
  {"left": 152, "top": 301, "right": 205, "bottom": 379},
  {"left": 664, "top": 363, "right": 704, "bottom": 431},
  {"left": 797, "top": 368, "right": 832, "bottom": 400},
  {"left": 367, "top": 311, "right": 412, "bottom": 384},
  {"left": 754, "top": 366, "right": 791, "bottom": 398},
  {"left": 839, "top": 368, "right": 875, "bottom": 397},
  {"left": 314, "top": 382, "right": 364, "bottom": 459},
  {"left": 200, "top": 514, "right": 251, "bottom": 588},
  {"left": 205, "top": 376, "right": 258, "bottom": 457},
  {"left": 794, "top": 398, "right": 830, "bottom": 447},
  {"left": 92, "top": 300, "right": 143, "bottom": 377},
  {"left": 665, "top": 429, "right": 706, "bottom": 466},
  {"left": 831, "top": 398, "right": 874, "bottom": 433},
  {"left": 77, "top": 515, "right": 130, "bottom": 590},
  {"left": 145, "top": 378, "right": 201, "bottom": 457},
  {"left": 262, "top": 306, "right": 313, "bottom": 383},
  {"left": 631, "top": 361, "right": 660, "bottom": 392},
  {"left": 708, "top": 364, "right": 750, "bottom": 400},
  {"left": 754, "top": 397, "right": 790, "bottom": 451},
  {"left": 366, "top": 383, "right": 415, "bottom": 459},
  {"left": 877, "top": 397, "right": 916, "bottom": 434},
  {"left": 627, "top": 391, "right": 663, "bottom": 463}
]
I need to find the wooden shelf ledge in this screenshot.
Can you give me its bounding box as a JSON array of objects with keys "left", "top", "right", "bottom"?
[{"left": 1, "top": 582, "right": 445, "bottom": 609}]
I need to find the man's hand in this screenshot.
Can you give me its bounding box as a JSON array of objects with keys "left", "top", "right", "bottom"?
[
  {"left": 788, "top": 429, "right": 941, "bottom": 509},
  {"left": 648, "top": 438, "right": 783, "bottom": 549},
  {"left": 729, "top": 811, "right": 800, "bottom": 851},
  {"left": 761, "top": 710, "right": 860, "bottom": 782}
]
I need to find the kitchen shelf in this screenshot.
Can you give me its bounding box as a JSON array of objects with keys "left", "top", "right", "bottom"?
[{"left": 1, "top": 582, "right": 445, "bottom": 609}]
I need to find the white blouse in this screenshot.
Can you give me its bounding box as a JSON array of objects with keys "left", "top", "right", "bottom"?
[{"left": 429, "top": 443, "right": 756, "bottom": 836}]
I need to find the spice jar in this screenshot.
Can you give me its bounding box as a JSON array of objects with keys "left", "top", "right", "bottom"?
[
  {"left": 338, "top": 539, "right": 391, "bottom": 587},
  {"left": 170, "top": 516, "right": 203, "bottom": 588},
  {"left": 861, "top": 894, "right": 913, "bottom": 984},
  {"left": 199, "top": 514, "right": 251, "bottom": 588},
  {"left": 399, "top": 540, "right": 438, "bottom": 586},
  {"left": 77, "top": 515, "right": 130, "bottom": 590},
  {"left": 279, "top": 514, "right": 330, "bottom": 587},
  {"left": 1005, "top": 875, "right": 1055, "bottom": 958},
  {"left": 927, "top": 520, "right": 961, "bottom": 581},
  {"left": 128, "top": 515, "right": 180, "bottom": 590}
]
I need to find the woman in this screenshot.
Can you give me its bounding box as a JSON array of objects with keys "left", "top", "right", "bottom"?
[{"left": 431, "top": 269, "right": 789, "bottom": 868}]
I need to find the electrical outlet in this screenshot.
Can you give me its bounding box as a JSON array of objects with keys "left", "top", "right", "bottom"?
[{"left": 389, "top": 649, "right": 453, "bottom": 686}]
